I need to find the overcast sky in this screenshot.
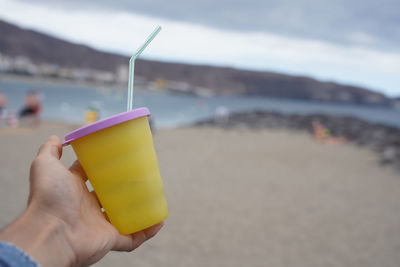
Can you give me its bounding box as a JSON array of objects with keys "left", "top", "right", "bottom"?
[{"left": 1, "top": 0, "right": 399, "bottom": 96}]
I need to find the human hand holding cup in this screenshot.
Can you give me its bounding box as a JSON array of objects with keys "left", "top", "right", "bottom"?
[{"left": 64, "top": 108, "right": 168, "bottom": 234}]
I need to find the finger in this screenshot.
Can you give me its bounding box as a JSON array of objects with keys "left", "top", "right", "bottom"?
[
  {"left": 69, "top": 160, "right": 88, "bottom": 181},
  {"left": 37, "top": 135, "right": 62, "bottom": 159},
  {"left": 89, "top": 191, "right": 102, "bottom": 208},
  {"left": 142, "top": 222, "right": 164, "bottom": 240},
  {"left": 103, "top": 211, "right": 111, "bottom": 223},
  {"left": 140, "top": 222, "right": 164, "bottom": 239},
  {"left": 112, "top": 222, "right": 164, "bottom": 252}
]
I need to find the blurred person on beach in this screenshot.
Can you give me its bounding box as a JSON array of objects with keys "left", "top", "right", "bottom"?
[
  {"left": 0, "top": 92, "right": 6, "bottom": 115},
  {"left": 215, "top": 105, "right": 230, "bottom": 125},
  {"left": 85, "top": 104, "right": 100, "bottom": 125},
  {"left": 312, "top": 120, "right": 346, "bottom": 145},
  {"left": 0, "top": 93, "right": 19, "bottom": 128},
  {"left": 0, "top": 136, "right": 163, "bottom": 267},
  {"left": 0, "top": 92, "right": 7, "bottom": 127},
  {"left": 6, "top": 110, "right": 19, "bottom": 128},
  {"left": 19, "top": 89, "right": 42, "bottom": 127}
]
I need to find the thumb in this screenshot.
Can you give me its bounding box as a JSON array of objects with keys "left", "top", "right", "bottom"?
[{"left": 37, "top": 135, "right": 62, "bottom": 159}]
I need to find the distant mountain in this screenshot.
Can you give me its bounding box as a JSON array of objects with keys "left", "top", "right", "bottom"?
[
  {"left": 0, "top": 19, "right": 127, "bottom": 71},
  {"left": 0, "top": 19, "right": 393, "bottom": 106}
]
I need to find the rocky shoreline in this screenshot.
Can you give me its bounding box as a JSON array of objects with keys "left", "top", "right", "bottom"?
[{"left": 195, "top": 110, "right": 400, "bottom": 171}]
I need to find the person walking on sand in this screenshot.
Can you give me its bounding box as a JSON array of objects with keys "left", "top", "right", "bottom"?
[
  {"left": 19, "top": 90, "right": 42, "bottom": 127},
  {"left": 0, "top": 92, "right": 6, "bottom": 116},
  {"left": 0, "top": 92, "right": 7, "bottom": 127}
]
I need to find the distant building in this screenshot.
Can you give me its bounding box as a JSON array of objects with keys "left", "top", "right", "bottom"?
[
  {"left": 58, "top": 67, "right": 74, "bottom": 79},
  {"left": 0, "top": 53, "right": 12, "bottom": 73},
  {"left": 391, "top": 99, "right": 400, "bottom": 110},
  {"left": 337, "top": 91, "right": 353, "bottom": 102},
  {"left": 364, "top": 93, "right": 385, "bottom": 104},
  {"left": 92, "top": 70, "right": 115, "bottom": 83},
  {"left": 12, "top": 56, "right": 37, "bottom": 75},
  {"left": 37, "top": 63, "right": 59, "bottom": 77},
  {"left": 116, "top": 65, "right": 129, "bottom": 83}
]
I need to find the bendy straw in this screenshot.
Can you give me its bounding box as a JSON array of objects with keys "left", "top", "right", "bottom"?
[{"left": 127, "top": 26, "right": 162, "bottom": 111}]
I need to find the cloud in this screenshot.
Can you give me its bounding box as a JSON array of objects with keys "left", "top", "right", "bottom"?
[
  {"left": 0, "top": 0, "right": 399, "bottom": 96},
  {"left": 13, "top": 0, "right": 400, "bottom": 50}
]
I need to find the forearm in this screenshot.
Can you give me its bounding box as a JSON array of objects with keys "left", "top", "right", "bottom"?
[{"left": 0, "top": 205, "right": 75, "bottom": 267}]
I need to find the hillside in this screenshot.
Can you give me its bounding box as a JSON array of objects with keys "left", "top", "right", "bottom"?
[{"left": 0, "top": 19, "right": 392, "bottom": 106}]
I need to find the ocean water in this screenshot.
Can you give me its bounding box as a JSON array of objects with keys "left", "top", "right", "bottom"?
[{"left": 1, "top": 80, "right": 400, "bottom": 128}]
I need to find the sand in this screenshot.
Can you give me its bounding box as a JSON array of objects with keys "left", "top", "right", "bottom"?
[{"left": 1, "top": 123, "right": 400, "bottom": 267}]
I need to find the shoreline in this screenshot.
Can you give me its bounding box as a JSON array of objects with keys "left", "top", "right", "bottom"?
[
  {"left": 2, "top": 74, "right": 400, "bottom": 109},
  {"left": 0, "top": 73, "right": 202, "bottom": 97},
  {"left": 0, "top": 73, "right": 126, "bottom": 90},
  {"left": 2, "top": 108, "right": 399, "bottom": 171}
]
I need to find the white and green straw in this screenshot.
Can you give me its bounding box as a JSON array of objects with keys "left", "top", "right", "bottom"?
[{"left": 127, "top": 26, "right": 162, "bottom": 111}]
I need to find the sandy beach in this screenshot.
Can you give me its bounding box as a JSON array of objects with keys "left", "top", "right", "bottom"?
[{"left": 1, "top": 123, "right": 400, "bottom": 267}]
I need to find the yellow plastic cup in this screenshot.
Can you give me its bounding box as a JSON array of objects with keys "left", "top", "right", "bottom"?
[{"left": 63, "top": 107, "right": 168, "bottom": 234}]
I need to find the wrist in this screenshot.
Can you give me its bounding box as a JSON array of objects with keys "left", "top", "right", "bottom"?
[{"left": 0, "top": 205, "right": 76, "bottom": 267}]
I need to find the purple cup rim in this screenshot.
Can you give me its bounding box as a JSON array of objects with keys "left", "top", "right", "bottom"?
[{"left": 63, "top": 107, "right": 150, "bottom": 146}]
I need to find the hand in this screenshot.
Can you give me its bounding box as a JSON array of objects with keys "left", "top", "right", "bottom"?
[{"left": 0, "top": 136, "right": 163, "bottom": 267}]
